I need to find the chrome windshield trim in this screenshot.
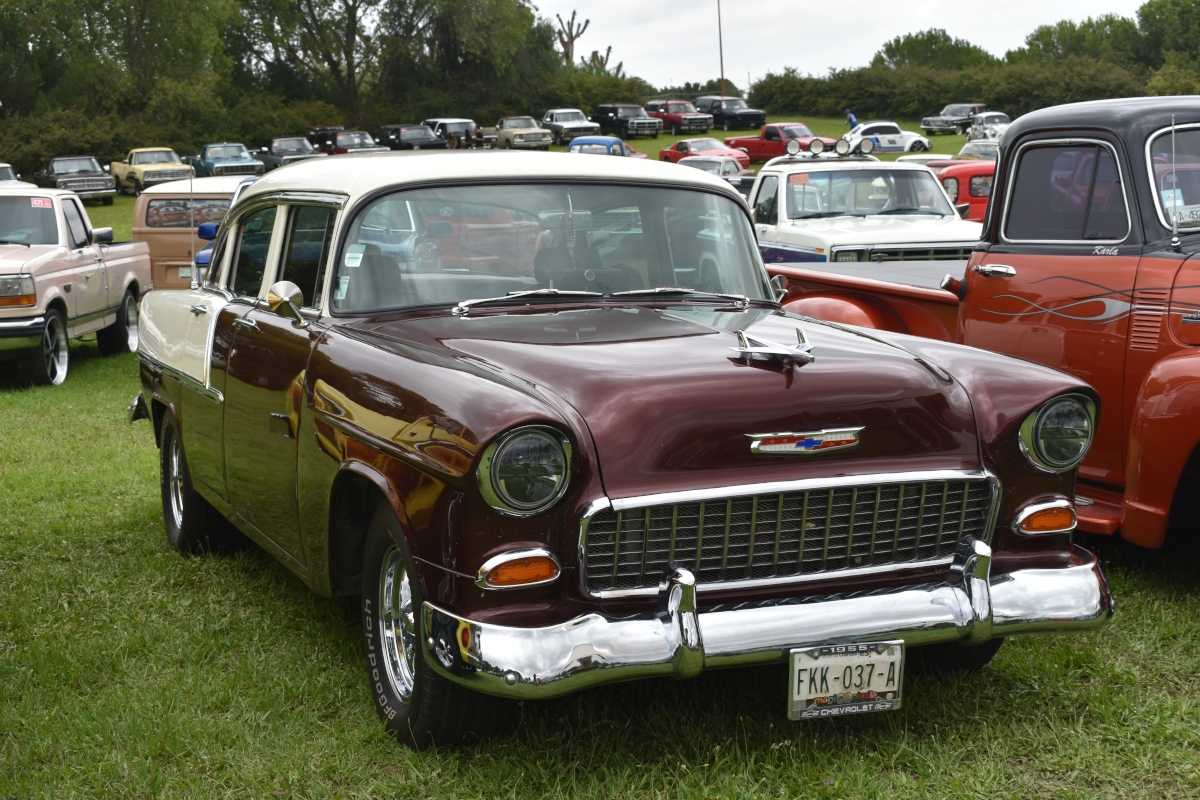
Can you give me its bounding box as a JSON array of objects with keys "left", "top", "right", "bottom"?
[{"left": 1144, "top": 122, "right": 1200, "bottom": 232}]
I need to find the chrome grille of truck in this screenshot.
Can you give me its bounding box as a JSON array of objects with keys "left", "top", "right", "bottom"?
[
  {"left": 146, "top": 169, "right": 191, "bottom": 182},
  {"left": 628, "top": 119, "right": 660, "bottom": 134},
  {"left": 61, "top": 178, "right": 111, "bottom": 192},
  {"left": 582, "top": 478, "right": 995, "bottom": 594},
  {"left": 217, "top": 164, "right": 259, "bottom": 176}
]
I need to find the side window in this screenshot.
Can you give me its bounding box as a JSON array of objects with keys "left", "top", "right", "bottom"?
[
  {"left": 279, "top": 205, "right": 335, "bottom": 309},
  {"left": 724, "top": 161, "right": 739, "bottom": 176},
  {"left": 880, "top": 125, "right": 900, "bottom": 135},
  {"left": 229, "top": 205, "right": 277, "bottom": 297},
  {"left": 677, "top": 142, "right": 688, "bottom": 152},
  {"left": 754, "top": 175, "right": 779, "bottom": 225},
  {"left": 62, "top": 201, "right": 89, "bottom": 248},
  {"left": 1005, "top": 143, "right": 1128, "bottom": 241}
]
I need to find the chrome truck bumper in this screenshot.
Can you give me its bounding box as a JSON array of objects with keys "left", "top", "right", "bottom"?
[{"left": 421, "top": 540, "right": 1113, "bottom": 700}]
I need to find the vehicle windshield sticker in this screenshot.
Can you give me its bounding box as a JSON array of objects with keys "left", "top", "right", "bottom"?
[
  {"left": 790, "top": 174, "right": 810, "bottom": 185},
  {"left": 336, "top": 275, "right": 349, "bottom": 301},
  {"left": 1161, "top": 189, "right": 1183, "bottom": 208},
  {"left": 31, "top": 198, "right": 52, "bottom": 208},
  {"left": 344, "top": 244, "right": 364, "bottom": 267}
]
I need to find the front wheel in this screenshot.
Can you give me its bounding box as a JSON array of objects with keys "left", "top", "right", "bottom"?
[
  {"left": 723, "top": 120, "right": 731, "bottom": 131},
  {"left": 503, "top": 140, "right": 512, "bottom": 150},
  {"left": 24, "top": 307, "right": 69, "bottom": 386},
  {"left": 909, "top": 140, "right": 927, "bottom": 152},
  {"left": 956, "top": 125, "right": 966, "bottom": 136},
  {"left": 553, "top": 132, "right": 562, "bottom": 146},
  {"left": 98, "top": 288, "right": 139, "bottom": 355},
  {"left": 671, "top": 123, "right": 680, "bottom": 135},
  {"left": 361, "top": 503, "right": 514, "bottom": 748}
]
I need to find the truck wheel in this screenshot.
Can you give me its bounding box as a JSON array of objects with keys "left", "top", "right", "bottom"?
[
  {"left": 671, "top": 123, "right": 680, "bottom": 135},
  {"left": 553, "top": 132, "right": 562, "bottom": 146},
  {"left": 909, "top": 638, "right": 1004, "bottom": 673},
  {"left": 723, "top": 120, "right": 731, "bottom": 131},
  {"left": 24, "top": 307, "right": 69, "bottom": 386},
  {"left": 160, "top": 414, "right": 242, "bottom": 555},
  {"left": 909, "top": 141, "right": 927, "bottom": 152},
  {"left": 97, "top": 289, "right": 139, "bottom": 355},
  {"left": 956, "top": 125, "right": 966, "bottom": 136},
  {"left": 132, "top": 179, "right": 143, "bottom": 197},
  {"left": 923, "top": 129, "right": 934, "bottom": 137},
  {"left": 361, "top": 502, "right": 515, "bottom": 749},
  {"left": 102, "top": 195, "right": 114, "bottom": 205}
]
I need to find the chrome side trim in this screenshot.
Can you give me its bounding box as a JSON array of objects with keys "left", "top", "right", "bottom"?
[
  {"left": 475, "top": 547, "right": 562, "bottom": 590},
  {"left": 1013, "top": 498, "right": 1077, "bottom": 535},
  {"left": 138, "top": 352, "right": 224, "bottom": 403},
  {"left": 421, "top": 543, "right": 1112, "bottom": 700}
]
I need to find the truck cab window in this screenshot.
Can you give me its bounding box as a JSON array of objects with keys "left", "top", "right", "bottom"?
[
  {"left": 1005, "top": 143, "right": 1128, "bottom": 241},
  {"left": 754, "top": 175, "right": 779, "bottom": 225}
]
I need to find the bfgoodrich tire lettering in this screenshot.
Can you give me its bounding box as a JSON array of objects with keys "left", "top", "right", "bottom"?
[{"left": 361, "top": 502, "right": 513, "bottom": 748}]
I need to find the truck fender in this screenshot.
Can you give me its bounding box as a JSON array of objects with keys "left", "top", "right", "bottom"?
[
  {"left": 1122, "top": 348, "right": 1200, "bottom": 548},
  {"left": 782, "top": 294, "right": 906, "bottom": 333}
]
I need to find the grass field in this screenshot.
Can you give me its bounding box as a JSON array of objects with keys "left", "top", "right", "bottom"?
[{"left": 2, "top": 345, "right": 1200, "bottom": 798}]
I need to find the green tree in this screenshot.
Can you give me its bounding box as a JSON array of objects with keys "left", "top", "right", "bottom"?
[{"left": 873, "top": 29, "right": 997, "bottom": 70}]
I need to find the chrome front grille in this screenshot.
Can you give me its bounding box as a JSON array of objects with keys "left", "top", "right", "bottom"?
[
  {"left": 62, "top": 178, "right": 111, "bottom": 192},
  {"left": 146, "top": 169, "right": 191, "bottom": 182},
  {"left": 217, "top": 164, "right": 259, "bottom": 175},
  {"left": 582, "top": 477, "right": 996, "bottom": 595},
  {"left": 868, "top": 246, "right": 973, "bottom": 262},
  {"left": 628, "top": 119, "right": 661, "bottom": 134}
]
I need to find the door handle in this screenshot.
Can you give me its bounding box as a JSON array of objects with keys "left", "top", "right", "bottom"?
[
  {"left": 973, "top": 264, "right": 1016, "bottom": 277},
  {"left": 190, "top": 304, "right": 209, "bottom": 316},
  {"left": 232, "top": 317, "right": 257, "bottom": 330},
  {"left": 83, "top": 271, "right": 96, "bottom": 279}
]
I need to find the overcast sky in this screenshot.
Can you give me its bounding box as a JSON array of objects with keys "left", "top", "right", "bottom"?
[{"left": 532, "top": 0, "right": 1147, "bottom": 90}]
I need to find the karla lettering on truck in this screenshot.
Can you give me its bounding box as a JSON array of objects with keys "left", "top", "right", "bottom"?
[
  {"left": 127, "top": 150, "right": 1110, "bottom": 749},
  {"left": 770, "top": 97, "right": 1200, "bottom": 550},
  {"left": 0, "top": 189, "right": 151, "bottom": 385}
]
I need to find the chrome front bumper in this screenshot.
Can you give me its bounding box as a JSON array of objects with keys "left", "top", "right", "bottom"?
[{"left": 421, "top": 540, "right": 1113, "bottom": 700}]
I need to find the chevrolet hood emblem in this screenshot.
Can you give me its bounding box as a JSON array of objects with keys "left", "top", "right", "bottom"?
[{"left": 748, "top": 427, "right": 864, "bottom": 455}]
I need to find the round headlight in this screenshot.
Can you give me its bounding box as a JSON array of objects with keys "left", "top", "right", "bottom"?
[
  {"left": 1019, "top": 394, "right": 1096, "bottom": 473},
  {"left": 859, "top": 138, "right": 875, "bottom": 155},
  {"left": 835, "top": 138, "right": 851, "bottom": 156},
  {"left": 806, "top": 138, "right": 823, "bottom": 155},
  {"left": 786, "top": 138, "right": 803, "bottom": 156},
  {"left": 478, "top": 426, "right": 571, "bottom": 515}
]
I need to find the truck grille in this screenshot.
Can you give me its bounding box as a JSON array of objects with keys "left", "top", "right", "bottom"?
[
  {"left": 582, "top": 477, "right": 995, "bottom": 594},
  {"left": 682, "top": 117, "right": 711, "bottom": 130},
  {"left": 146, "top": 169, "right": 191, "bottom": 183},
  {"left": 61, "top": 178, "right": 111, "bottom": 192},
  {"left": 217, "top": 164, "right": 259, "bottom": 176},
  {"left": 867, "top": 245, "right": 974, "bottom": 262},
  {"left": 627, "top": 119, "right": 661, "bottom": 134}
]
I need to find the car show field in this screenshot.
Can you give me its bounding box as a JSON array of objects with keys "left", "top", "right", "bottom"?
[{"left": 0, "top": 348, "right": 1197, "bottom": 796}]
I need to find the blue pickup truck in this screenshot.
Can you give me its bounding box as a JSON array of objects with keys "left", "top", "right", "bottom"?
[{"left": 182, "top": 143, "right": 265, "bottom": 178}]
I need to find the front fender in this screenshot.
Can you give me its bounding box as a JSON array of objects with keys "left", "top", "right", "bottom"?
[{"left": 1123, "top": 349, "right": 1200, "bottom": 548}]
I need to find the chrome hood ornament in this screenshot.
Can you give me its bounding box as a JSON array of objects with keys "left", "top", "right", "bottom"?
[
  {"left": 729, "top": 327, "right": 814, "bottom": 366},
  {"left": 748, "top": 427, "right": 864, "bottom": 455}
]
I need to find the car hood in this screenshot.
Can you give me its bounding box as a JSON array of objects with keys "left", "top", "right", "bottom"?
[
  {"left": 351, "top": 306, "right": 981, "bottom": 499},
  {"left": 777, "top": 215, "right": 982, "bottom": 246},
  {"left": 0, "top": 246, "right": 61, "bottom": 274},
  {"left": 50, "top": 171, "right": 107, "bottom": 180}
]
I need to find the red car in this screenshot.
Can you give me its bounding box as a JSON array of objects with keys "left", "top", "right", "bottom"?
[
  {"left": 659, "top": 137, "right": 750, "bottom": 168},
  {"left": 724, "top": 123, "right": 838, "bottom": 162},
  {"left": 939, "top": 160, "right": 994, "bottom": 221}
]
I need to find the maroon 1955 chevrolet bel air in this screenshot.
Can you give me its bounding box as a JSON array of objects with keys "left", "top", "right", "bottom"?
[{"left": 128, "top": 150, "right": 1112, "bottom": 747}]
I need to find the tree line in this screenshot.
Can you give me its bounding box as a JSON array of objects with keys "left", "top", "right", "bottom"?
[
  {"left": 2, "top": 0, "right": 1197, "bottom": 174},
  {"left": 749, "top": 0, "right": 1200, "bottom": 120}
]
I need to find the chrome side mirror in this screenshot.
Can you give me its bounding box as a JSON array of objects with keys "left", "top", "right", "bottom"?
[
  {"left": 770, "top": 273, "right": 788, "bottom": 302},
  {"left": 267, "top": 280, "right": 307, "bottom": 327}
]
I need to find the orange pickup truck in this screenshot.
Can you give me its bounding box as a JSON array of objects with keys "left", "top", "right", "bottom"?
[{"left": 768, "top": 97, "right": 1200, "bottom": 549}]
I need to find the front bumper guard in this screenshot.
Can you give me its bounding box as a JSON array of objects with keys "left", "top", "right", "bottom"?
[{"left": 421, "top": 540, "right": 1113, "bottom": 700}]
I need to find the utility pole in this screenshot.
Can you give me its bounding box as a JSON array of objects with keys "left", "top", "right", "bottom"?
[{"left": 717, "top": 0, "right": 726, "bottom": 98}]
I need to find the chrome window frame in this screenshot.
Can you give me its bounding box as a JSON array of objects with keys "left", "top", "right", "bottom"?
[
  {"left": 578, "top": 468, "right": 1002, "bottom": 598},
  {"left": 1144, "top": 122, "right": 1200, "bottom": 232},
  {"left": 1000, "top": 137, "right": 1131, "bottom": 245}
]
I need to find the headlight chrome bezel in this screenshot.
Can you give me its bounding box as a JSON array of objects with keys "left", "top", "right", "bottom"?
[
  {"left": 1018, "top": 393, "right": 1097, "bottom": 474},
  {"left": 477, "top": 425, "right": 573, "bottom": 516}
]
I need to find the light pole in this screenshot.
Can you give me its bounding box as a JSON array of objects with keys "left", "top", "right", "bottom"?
[{"left": 717, "top": 0, "right": 726, "bottom": 98}]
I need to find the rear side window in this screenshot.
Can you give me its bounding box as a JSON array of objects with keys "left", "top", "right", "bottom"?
[
  {"left": 1004, "top": 142, "right": 1128, "bottom": 241},
  {"left": 145, "top": 198, "right": 230, "bottom": 228}
]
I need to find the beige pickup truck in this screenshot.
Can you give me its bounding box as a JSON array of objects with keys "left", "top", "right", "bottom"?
[
  {"left": 0, "top": 188, "right": 152, "bottom": 385},
  {"left": 109, "top": 148, "right": 194, "bottom": 196}
]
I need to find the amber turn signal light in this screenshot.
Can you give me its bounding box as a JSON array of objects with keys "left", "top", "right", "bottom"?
[
  {"left": 1014, "top": 501, "right": 1077, "bottom": 535},
  {"left": 477, "top": 549, "right": 560, "bottom": 589},
  {"left": 0, "top": 294, "right": 35, "bottom": 307}
]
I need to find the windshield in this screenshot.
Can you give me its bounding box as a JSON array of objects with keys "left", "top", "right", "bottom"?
[
  {"left": 338, "top": 132, "right": 376, "bottom": 148},
  {"left": 617, "top": 107, "right": 648, "bottom": 118},
  {"left": 443, "top": 122, "right": 473, "bottom": 136},
  {"left": 667, "top": 102, "right": 698, "bottom": 113},
  {"left": 333, "top": 183, "right": 769, "bottom": 313},
  {"left": 274, "top": 138, "right": 313, "bottom": 154},
  {"left": 400, "top": 127, "right": 436, "bottom": 140},
  {"left": 506, "top": 117, "right": 537, "bottom": 128},
  {"left": 982, "top": 114, "right": 1009, "bottom": 125},
  {"left": 206, "top": 145, "right": 250, "bottom": 160},
  {"left": 959, "top": 142, "right": 998, "bottom": 160},
  {"left": 688, "top": 139, "right": 725, "bottom": 152},
  {"left": 0, "top": 196, "right": 59, "bottom": 244},
  {"left": 781, "top": 125, "right": 815, "bottom": 139},
  {"left": 722, "top": 99, "right": 748, "bottom": 110},
  {"left": 558, "top": 111, "right": 587, "bottom": 123},
  {"left": 51, "top": 158, "right": 101, "bottom": 175},
  {"left": 133, "top": 150, "right": 181, "bottom": 165},
  {"left": 785, "top": 169, "right": 954, "bottom": 219},
  {"left": 0, "top": 167, "right": 15, "bottom": 181},
  {"left": 942, "top": 105, "right": 973, "bottom": 116}
]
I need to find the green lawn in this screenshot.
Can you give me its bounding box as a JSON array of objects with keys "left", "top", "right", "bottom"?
[
  {"left": 1, "top": 347, "right": 1199, "bottom": 797},
  {"left": 86, "top": 194, "right": 137, "bottom": 243}
]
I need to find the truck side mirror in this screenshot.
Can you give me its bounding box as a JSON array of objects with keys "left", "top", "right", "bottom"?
[
  {"left": 92, "top": 227, "right": 114, "bottom": 244},
  {"left": 197, "top": 222, "right": 219, "bottom": 240}
]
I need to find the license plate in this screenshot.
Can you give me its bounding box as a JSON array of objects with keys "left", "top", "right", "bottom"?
[
  {"left": 178, "top": 266, "right": 192, "bottom": 279},
  {"left": 789, "top": 641, "right": 903, "bottom": 720}
]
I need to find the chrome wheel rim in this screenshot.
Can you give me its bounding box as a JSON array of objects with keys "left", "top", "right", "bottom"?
[
  {"left": 42, "top": 316, "right": 68, "bottom": 385},
  {"left": 167, "top": 430, "right": 184, "bottom": 529},
  {"left": 123, "top": 295, "right": 139, "bottom": 352},
  {"left": 380, "top": 546, "right": 417, "bottom": 701}
]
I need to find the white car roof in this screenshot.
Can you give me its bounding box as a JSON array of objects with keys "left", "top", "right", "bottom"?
[
  {"left": 547, "top": 108, "right": 586, "bottom": 114},
  {"left": 761, "top": 158, "right": 933, "bottom": 175},
  {"left": 238, "top": 151, "right": 747, "bottom": 206},
  {"left": 143, "top": 176, "right": 252, "bottom": 195},
  {"left": 425, "top": 118, "right": 474, "bottom": 124}
]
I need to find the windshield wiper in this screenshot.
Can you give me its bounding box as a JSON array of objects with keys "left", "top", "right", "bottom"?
[
  {"left": 451, "top": 287, "right": 602, "bottom": 316},
  {"left": 613, "top": 287, "right": 774, "bottom": 307},
  {"left": 874, "top": 208, "right": 945, "bottom": 216},
  {"left": 792, "top": 212, "right": 861, "bottom": 220},
  {"left": 0, "top": 239, "right": 31, "bottom": 247}
]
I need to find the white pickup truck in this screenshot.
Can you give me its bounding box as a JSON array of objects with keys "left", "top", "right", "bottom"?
[{"left": 0, "top": 188, "right": 153, "bottom": 385}]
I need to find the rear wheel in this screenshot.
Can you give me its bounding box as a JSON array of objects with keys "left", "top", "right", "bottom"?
[
  {"left": 361, "top": 503, "right": 514, "bottom": 748},
  {"left": 909, "top": 140, "right": 927, "bottom": 152},
  {"left": 102, "top": 195, "right": 114, "bottom": 205},
  {"left": 159, "top": 414, "right": 242, "bottom": 554},
  {"left": 553, "top": 132, "right": 562, "bottom": 146},
  {"left": 24, "top": 308, "right": 69, "bottom": 386},
  {"left": 723, "top": 120, "right": 731, "bottom": 131},
  {"left": 671, "top": 123, "right": 680, "bottom": 135},
  {"left": 97, "top": 289, "right": 138, "bottom": 355}
]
